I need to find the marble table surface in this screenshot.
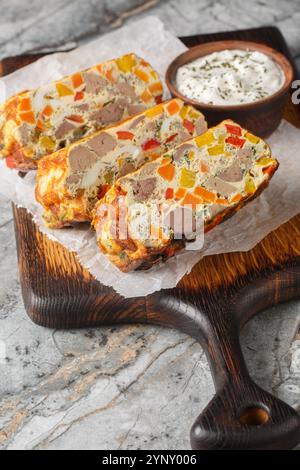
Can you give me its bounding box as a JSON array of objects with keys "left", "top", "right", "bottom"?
[{"left": 0, "top": 0, "right": 300, "bottom": 450}]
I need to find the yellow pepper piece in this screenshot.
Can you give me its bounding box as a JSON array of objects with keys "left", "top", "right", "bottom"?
[
  {"left": 256, "top": 156, "right": 276, "bottom": 166},
  {"left": 116, "top": 54, "right": 136, "bottom": 73},
  {"left": 150, "top": 70, "right": 158, "bottom": 79},
  {"left": 145, "top": 104, "right": 164, "bottom": 118},
  {"left": 42, "top": 120, "right": 53, "bottom": 130},
  {"left": 245, "top": 132, "right": 260, "bottom": 144},
  {"left": 179, "top": 167, "right": 196, "bottom": 188},
  {"left": 188, "top": 150, "right": 195, "bottom": 160},
  {"left": 245, "top": 176, "right": 256, "bottom": 194},
  {"left": 56, "top": 83, "right": 73, "bottom": 97},
  {"left": 195, "top": 131, "right": 215, "bottom": 147},
  {"left": 179, "top": 105, "right": 188, "bottom": 120},
  {"left": 187, "top": 108, "right": 201, "bottom": 120},
  {"left": 39, "top": 135, "right": 55, "bottom": 151},
  {"left": 208, "top": 144, "right": 224, "bottom": 156}
]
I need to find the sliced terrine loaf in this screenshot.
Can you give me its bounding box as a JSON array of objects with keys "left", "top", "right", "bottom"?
[
  {"left": 0, "top": 53, "right": 163, "bottom": 171},
  {"left": 93, "top": 120, "right": 279, "bottom": 272},
  {"left": 36, "top": 98, "right": 206, "bottom": 228}
]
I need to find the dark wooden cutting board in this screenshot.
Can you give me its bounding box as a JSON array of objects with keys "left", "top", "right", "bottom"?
[{"left": 4, "top": 26, "right": 300, "bottom": 450}]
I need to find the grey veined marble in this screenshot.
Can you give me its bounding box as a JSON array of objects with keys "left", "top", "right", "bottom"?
[{"left": 0, "top": 0, "right": 300, "bottom": 450}]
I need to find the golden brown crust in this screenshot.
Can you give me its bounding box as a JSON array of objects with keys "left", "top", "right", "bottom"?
[{"left": 95, "top": 163, "right": 278, "bottom": 272}]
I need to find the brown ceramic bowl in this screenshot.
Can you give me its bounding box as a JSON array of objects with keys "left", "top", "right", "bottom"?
[{"left": 166, "top": 40, "right": 294, "bottom": 137}]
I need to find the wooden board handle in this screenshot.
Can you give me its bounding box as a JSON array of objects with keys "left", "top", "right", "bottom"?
[
  {"left": 148, "top": 278, "right": 300, "bottom": 449},
  {"left": 190, "top": 378, "right": 300, "bottom": 450},
  {"left": 189, "top": 302, "right": 300, "bottom": 450}
]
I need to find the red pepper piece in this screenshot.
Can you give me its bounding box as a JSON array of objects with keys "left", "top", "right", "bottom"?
[
  {"left": 225, "top": 135, "right": 246, "bottom": 148},
  {"left": 225, "top": 123, "right": 242, "bottom": 136},
  {"left": 165, "top": 188, "right": 174, "bottom": 199},
  {"left": 74, "top": 91, "right": 84, "bottom": 101},
  {"left": 165, "top": 133, "right": 178, "bottom": 144},
  {"left": 183, "top": 119, "right": 195, "bottom": 134},
  {"left": 97, "top": 184, "right": 109, "bottom": 200},
  {"left": 116, "top": 131, "right": 134, "bottom": 140},
  {"left": 66, "top": 114, "right": 84, "bottom": 123},
  {"left": 142, "top": 138, "right": 160, "bottom": 151}
]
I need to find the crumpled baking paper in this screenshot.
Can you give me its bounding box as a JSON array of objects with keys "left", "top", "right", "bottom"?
[{"left": 0, "top": 16, "right": 299, "bottom": 297}]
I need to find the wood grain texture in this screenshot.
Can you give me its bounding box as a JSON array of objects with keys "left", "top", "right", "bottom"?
[{"left": 6, "top": 27, "right": 300, "bottom": 449}]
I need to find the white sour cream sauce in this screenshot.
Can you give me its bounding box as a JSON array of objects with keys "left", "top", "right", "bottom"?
[{"left": 176, "top": 49, "right": 285, "bottom": 106}]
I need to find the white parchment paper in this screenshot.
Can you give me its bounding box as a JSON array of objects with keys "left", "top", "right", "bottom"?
[{"left": 0, "top": 16, "right": 299, "bottom": 297}]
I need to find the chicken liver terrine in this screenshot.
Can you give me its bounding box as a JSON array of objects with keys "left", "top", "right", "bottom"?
[
  {"left": 93, "top": 120, "right": 279, "bottom": 272},
  {"left": 0, "top": 53, "right": 163, "bottom": 171},
  {"left": 36, "top": 99, "right": 206, "bottom": 228}
]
